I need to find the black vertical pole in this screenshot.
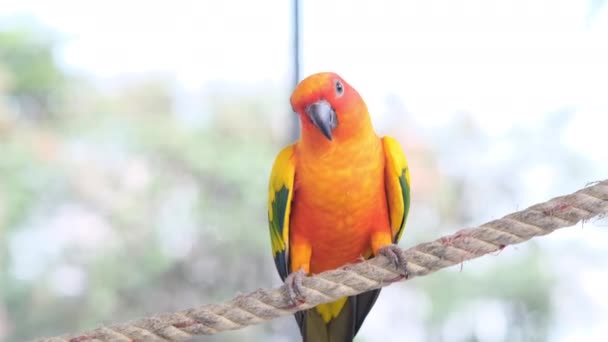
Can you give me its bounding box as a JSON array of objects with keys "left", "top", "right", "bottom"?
[{"left": 290, "top": 0, "right": 301, "bottom": 141}]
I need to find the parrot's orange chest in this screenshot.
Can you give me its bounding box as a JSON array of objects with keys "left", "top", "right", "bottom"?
[{"left": 290, "top": 135, "right": 389, "bottom": 274}]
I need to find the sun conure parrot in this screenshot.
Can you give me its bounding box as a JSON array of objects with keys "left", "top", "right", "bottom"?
[{"left": 267, "top": 72, "right": 411, "bottom": 342}]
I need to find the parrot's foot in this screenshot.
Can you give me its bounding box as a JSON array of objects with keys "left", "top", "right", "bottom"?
[
  {"left": 379, "top": 244, "right": 409, "bottom": 282},
  {"left": 283, "top": 269, "right": 306, "bottom": 308}
]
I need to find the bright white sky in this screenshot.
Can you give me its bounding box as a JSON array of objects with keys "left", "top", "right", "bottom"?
[
  {"left": 2, "top": 1, "right": 608, "bottom": 341},
  {"left": 3, "top": 0, "right": 607, "bottom": 156}
]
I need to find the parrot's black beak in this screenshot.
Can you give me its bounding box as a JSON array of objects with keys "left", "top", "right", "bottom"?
[{"left": 305, "top": 100, "right": 337, "bottom": 141}]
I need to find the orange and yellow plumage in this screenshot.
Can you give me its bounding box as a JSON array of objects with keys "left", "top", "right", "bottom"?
[{"left": 268, "top": 72, "right": 411, "bottom": 341}]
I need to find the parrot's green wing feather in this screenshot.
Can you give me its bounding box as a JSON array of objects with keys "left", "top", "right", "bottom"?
[
  {"left": 382, "top": 136, "right": 411, "bottom": 243},
  {"left": 268, "top": 145, "right": 296, "bottom": 281}
]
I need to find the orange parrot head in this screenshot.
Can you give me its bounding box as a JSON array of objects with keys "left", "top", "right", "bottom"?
[{"left": 290, "top": 72, "right": 370, "bottom": 142}]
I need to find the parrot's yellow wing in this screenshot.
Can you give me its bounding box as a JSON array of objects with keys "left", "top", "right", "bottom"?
[
  {"left": 382, "top": 136, "right": 411, "bottom": 243},
  {"left": 268, "top": 144, "right": 296, "bottom": 281}
]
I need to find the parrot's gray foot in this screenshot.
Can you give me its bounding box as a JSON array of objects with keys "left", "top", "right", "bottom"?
[
  {"left": 379, "top": 244, "right": 409, "bottom": 281},
  {"left": 283, "top": 268, "right": 306, "bottom": 307}
]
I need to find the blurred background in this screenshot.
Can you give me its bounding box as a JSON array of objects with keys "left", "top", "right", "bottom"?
[{"left": 1, "top": 0, "right": 608, "bottom": 341}]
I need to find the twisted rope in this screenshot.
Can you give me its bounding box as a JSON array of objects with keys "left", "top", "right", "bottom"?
[{"left": 38, "top": 180, "right": 608, "bottom": 342}]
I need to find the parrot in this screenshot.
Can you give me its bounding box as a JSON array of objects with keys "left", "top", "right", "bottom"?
[{"left": 268, "top": 72, "right": 411, "bottom": 342}]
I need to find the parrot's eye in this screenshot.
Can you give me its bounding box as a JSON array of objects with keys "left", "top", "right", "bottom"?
[{"left": 335, "top": 80, "right": 344, "bottom": 96}]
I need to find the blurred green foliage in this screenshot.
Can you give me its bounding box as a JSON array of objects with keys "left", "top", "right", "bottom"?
[
  {"left": 0, "top": 14, "right": 604, "bottom": 342},
  {"left": 0, "top": 29, "right": 62, "bottom": 95},
  {"left": 0, "top": 21, "right": 66, "bottom": 120}
]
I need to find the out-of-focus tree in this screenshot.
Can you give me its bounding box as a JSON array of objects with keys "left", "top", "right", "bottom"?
[{"left": 0, "top": 19, "right": 66, "bottom": 120}]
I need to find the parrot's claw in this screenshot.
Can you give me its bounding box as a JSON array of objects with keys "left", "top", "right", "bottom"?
[
  {"left": 379, "top": 244, "right": 409, "bottom": 282},
  {"left": 283, "top": 268, "right": 306, "bottom": 308}
]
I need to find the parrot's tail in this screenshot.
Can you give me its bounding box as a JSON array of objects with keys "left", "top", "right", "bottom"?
[{"left": 295, "top": 289, "right": 381, "bottom": 342}]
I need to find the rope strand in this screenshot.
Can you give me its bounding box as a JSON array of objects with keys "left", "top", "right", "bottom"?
[{"left": 37, "top": 180, "right": 608, "bottom": 342}]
